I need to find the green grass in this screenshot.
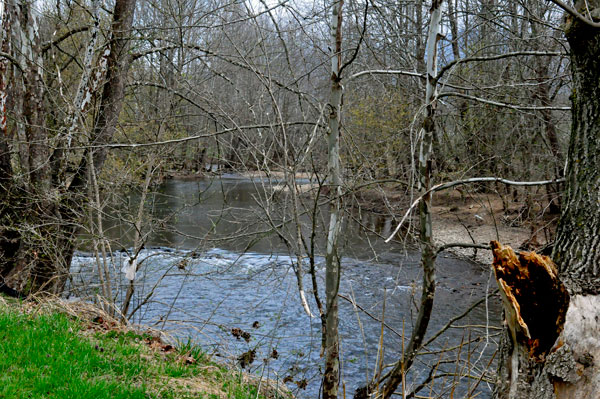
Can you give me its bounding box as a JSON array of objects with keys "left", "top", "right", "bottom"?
[{"left": 0, "top": 304, "right": 280, "bottom": 399}]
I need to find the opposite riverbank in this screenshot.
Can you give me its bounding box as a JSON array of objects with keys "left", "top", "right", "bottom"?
[{"left": 162, "top": 170, "right": 554, "bottom": 265}]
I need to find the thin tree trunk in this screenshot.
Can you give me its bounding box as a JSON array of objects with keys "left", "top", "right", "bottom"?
[
  {"left": 121, "top": 157, "right": 155, "bottom": 320},
  {"left": 323, "top": 0, "right": 344, "bottom": 397},
  {"left": 380, "top": 1, "right": 443, "bottom": 397},
  {"left": 415, "top": 0, "right": 426, "bottom": 74},
  {"left": 448, "top": 0, "right": 460, "bottom": 60},
  {"left": 85, "top": 0, "right": 137, "bottom": 175}
]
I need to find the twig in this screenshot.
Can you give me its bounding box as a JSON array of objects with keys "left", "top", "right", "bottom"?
[
  {"left": 338, "top": 293, "right": 402, "bottom": 338},
  {"left": 421, "top": 290, "right": 499, "bottom": 349}
]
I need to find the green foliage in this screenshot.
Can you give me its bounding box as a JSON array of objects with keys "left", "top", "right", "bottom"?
[
  {"left": 0, "top": 306, "right": 273, "bottom": 399},
  {"left": 345, "top": 91, "right": 414, "bottom": 179},
  {"left": 0, "top": 311, "right": 148, "bottom": 399}
]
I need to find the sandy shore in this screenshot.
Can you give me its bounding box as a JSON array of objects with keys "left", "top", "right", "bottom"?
[
  {"left": 430, "top": 190, "right": 553, "bottom": 263},
  {"left": 352, "top": 187, "right": 553, "bottom": 264}
]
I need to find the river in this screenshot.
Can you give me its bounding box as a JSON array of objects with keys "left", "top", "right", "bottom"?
[{"left": 70, "top": 177, "right": 501, "bottom": 398}]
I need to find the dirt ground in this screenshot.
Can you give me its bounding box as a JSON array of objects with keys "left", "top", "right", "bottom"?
[
  {"left": 351, "top": 185, "right": 557, "bottom": 264},
  {"left": 429, "top": 189, "right": 556, "bottom": 263}
]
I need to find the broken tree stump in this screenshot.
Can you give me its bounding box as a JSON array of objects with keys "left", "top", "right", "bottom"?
[
  {"left": 491, "top": 241, "right": 572, "bottom": 399},
  {"left": 491, "top": 240, "right": 570, "bottom": 361},
  {"left": 490, "top": 241, "right": 600, "bottom": 399}
]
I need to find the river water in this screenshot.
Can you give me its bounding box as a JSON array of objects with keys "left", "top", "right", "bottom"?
[{"left": 70, "top": 177, "right": 501, "bottom": 398}]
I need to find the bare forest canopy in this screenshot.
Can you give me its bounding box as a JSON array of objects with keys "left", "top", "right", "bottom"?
[
  {"left": 1, "top": 0, "right": 571, "bottom": 185},
  {"left": 3, "top": 0, "right": 599, "bottom": 398}
]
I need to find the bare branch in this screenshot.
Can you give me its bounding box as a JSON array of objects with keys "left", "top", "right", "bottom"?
[
  {"left": 338, "top": 0, "right": 369, "bottom": 78},
  {"left": 0, "top": 51, "right": 24, "bottom": 72},
  {"left": 549, "top": 0, "right": 600, "bottom": 28},
  {"left": 71, "top": 121, "right": 323, "bottom": 149},
  {"left": 437, "top": 91, "right": 571, "bottom": 111},
  {"left": 436, "top": 51, "right": 566, "bottom": 81},
  {"left": 42, "top": 26, "right": 90, "bottom": 53},
  {"left": 347, "top": 69, "right": 425, "bottom": 82},
  {"left": 421, "top": 290, "right": 499, "bottom": 349},
  {"left": 131, "top": 44, "right": 317, "bottom": 103},
  {"left": 385, "top": 177, "right": 565, "bottom": 243},
  {"left": 127, "top": 80, "right": 223, "bottom": 122}
]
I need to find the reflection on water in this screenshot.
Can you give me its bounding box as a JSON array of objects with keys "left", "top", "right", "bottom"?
[
  {"left": 86, "top": 177, "right": 407, "bottom": 257},
  {"left": 72, "top": 177, "right": 501, "bottom": 398}
]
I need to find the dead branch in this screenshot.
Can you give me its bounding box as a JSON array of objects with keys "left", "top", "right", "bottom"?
[{"left": 437, "top": 91, "right": 571, "bottom": 111}]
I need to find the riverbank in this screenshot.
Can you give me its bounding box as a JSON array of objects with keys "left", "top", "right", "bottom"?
[
  {"left": 0, "top": 296, "right": 290, "bottom": 399},
  {"left": 361, "top": 187, "right": 555, "bottom": 264},
  {"left": 160, "top": 170, "right": 554, "bottom": 265}
]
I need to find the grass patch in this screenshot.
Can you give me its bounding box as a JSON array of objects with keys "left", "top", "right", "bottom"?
[{"left": 0, "top": 300, "right": 289, "bottom": 398}]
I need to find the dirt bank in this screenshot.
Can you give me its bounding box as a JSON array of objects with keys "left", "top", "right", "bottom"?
[{"left": 356, "top": 187, "right": 556, "bottom": 264}]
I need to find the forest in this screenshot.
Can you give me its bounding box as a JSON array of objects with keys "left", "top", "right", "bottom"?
[{"left": 0, "top": 0, "right": 599, "bottom": 398}]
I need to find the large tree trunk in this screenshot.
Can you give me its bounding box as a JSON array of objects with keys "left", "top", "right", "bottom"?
[
  {"left": 553, "top": 6, "right": 600, "bottom": 294},
  {"left": 493, "top": 3, "right": 600, "bottom": 399},
  {"left": 0, "top": 0, "right": 137, "bottom": 295}
]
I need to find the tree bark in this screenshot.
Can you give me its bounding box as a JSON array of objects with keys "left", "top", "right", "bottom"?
[
  {"left": 494, "top": 2, "right": 600, "bottom": 398},
  {"left": 0, "top": 0, "right": 138, "bottom": 295},
  {"left": 323, "top": 1, "right": 343, "bottom": 398}
]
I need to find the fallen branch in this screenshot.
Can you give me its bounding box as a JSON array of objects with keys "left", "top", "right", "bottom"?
[{"left": 435, "top": 242, "right": 490, "bottom": 256}]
